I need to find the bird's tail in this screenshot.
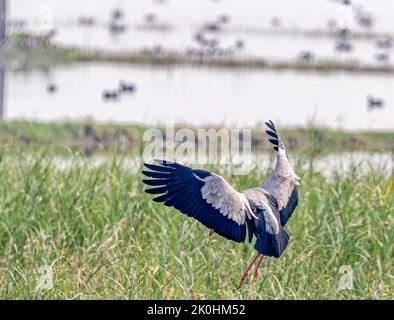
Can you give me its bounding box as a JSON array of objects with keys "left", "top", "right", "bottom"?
[
  {"left": 265, "top": 120, "right": 284, "bottom": 152},
  {"left": 254, "top": 227, "right": 289, "bottom": 258}
]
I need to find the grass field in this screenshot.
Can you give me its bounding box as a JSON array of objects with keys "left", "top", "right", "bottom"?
[{"left": 0, "top": 147, "right": 392, "bottom": 299}]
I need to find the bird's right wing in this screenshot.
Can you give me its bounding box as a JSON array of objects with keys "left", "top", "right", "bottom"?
[{"left": 142, "top": 160, "right": 256, "bottom": 243}]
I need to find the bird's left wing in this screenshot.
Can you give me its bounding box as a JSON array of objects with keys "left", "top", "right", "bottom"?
[
  {"left": 261, "top": 120, "right": 299, "bottom": 227},
  {"left": 264, "top": 181, "right": 298, "bottom": 227},
  {"left": 278, "top": 184, "right": 298, "bottom": 227},
  {"left": 142, "top": 160, "right": 256, "bottom": 243}
]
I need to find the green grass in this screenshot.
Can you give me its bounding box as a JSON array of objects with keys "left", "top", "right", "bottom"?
[{"left": 0, "top": 148, "right": 392, "bottom": 299}]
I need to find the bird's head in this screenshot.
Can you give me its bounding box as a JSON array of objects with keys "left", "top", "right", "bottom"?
[{"left": 264, "top": 120, "right": 285, "bottom": 153}]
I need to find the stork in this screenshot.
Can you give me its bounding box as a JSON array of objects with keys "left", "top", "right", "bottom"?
[{"left": 142, "top": 120, "right": 299, "bottom": 287}]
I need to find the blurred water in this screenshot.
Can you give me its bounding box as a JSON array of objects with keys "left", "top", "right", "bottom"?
[
  {"left": 51, "top": 152, "right": 394, "bottom": 177},
  {"left": 9, "top": 0, "right": 394, "bottom": 65},
  {"left": 4, "top": 63, "right": 394, "bottom": 130},
  {"left": 5, "top": 1, "right": 394, "bottom": 130},
  {"left": 10, "top": 0, "right": 394, "bottom": 32}
]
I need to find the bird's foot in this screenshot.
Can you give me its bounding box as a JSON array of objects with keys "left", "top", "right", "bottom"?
[
  {"left": 239, "top": 272, "right": 249, "bottom": 288},
  {"left": 208, "top": 229, "right": 215, "bottom": 237},
  {"left": 252, "top": 269, "right": 260, "bottom": 283},
  {"left": 252, "top": 256, "right": 264, "bottom": 283},
  {"left": 238, "top": 253, "right": 260, "bottom": 288}
]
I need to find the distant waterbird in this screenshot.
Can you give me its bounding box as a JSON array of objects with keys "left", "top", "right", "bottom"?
[
  {"left": 144, "top": 13, "right": 157, "bottom": 24},
  {"left": 102, "top": 89, "right": 119, "bottom": 101},
  {"left": 329, "top": 0, "right": 351, "bottom": 5},
  {"left": 217, "top": 14, "right": 230, "bottom": 24},
  {"left": 338, "top": 27, "right": 350, "bottom": 40},
  {"left": 203, "top": 22, "right": 221, "bottom": 32},
  {"left": 119, "top": 81, "right": 136, "bottom": 93},
  {"left": 110, "top": 8, "right": 124, "bottom": 21},
  {"left": 354, "top": 6, "right": 374, "bottom": 29},
  {"left": 109, "top": 23, "right": 127, "bottom": 34},
  {"left": 340, "top": 0, "right": 351, "bottom": 5},
  {"left": 46, "top": 83, "right": 57, "bottom": 94},
  {"left": 108, "top": 7, "right": 127, "bottom": 34},
  {"left": 234, "top": 39, "right": 245, "bottom": 50},
  {"left": 77, "top": 16, "right": 96, "bottom": 27},
  {"left": 376, "top": 37, "right": 393, "bottom": 50},
  {"left": 374, "top": 52, "right": 390, "bottom": 63},
  {"left": 367, "top": 95, "right": 385, "bottom": 110},
  {"left": 335, "top": 40, "right": 353, "bottom": 53},
  {"left": 142, "top": 121, "right": 299, "bottom": 287},
  {"left": 270, "top": 17, "right": 281, "bottom": 28},
  {"left": 298, "top": 51, "right": 314, "bottom": 62}
]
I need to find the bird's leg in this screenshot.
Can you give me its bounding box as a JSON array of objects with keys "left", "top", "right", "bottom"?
[
  {"left": 208, "top": 229, "right": 215, "bottom": 237},
  {"left": 252, "top": 255, "right": 265, "bottom": 283},
  {"left": 239, "top": 253, "right": 260, "bottom": 288}
]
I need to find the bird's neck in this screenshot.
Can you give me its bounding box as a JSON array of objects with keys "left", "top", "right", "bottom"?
[{"left": 274, "top": 149, "right": 296, "bottom": 179}]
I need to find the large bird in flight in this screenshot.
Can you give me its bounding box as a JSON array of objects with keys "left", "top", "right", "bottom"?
[{"left": 142, "top": 120, "right": 299, "bottom": 287}]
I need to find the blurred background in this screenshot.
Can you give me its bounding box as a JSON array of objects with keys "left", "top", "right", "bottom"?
[{"left": 1, "top": 0, "right": 393, "bottom": 130}]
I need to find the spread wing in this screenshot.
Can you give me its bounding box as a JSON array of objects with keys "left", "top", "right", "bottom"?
[
  {"left": 262, "top": 177, "right": 298, "bottom": 227},
  {"left": 262, "top": 120, "right": 299, "bottom": 227},
  {"left": 142, "top": 160, "right": 256, "bottom": 243},
  {"left": 279, "top": 185, "right": 298, "bottom": 226}
]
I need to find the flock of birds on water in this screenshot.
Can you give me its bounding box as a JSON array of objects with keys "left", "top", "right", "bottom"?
[
  {"left": 9, "top": 0, "right": 392, "bottom": 64},
  {"left": 45, "top": 77, "right": 385, "bottom": 112},
  {"left": 102, "top": 80, "right": 136, "bottom": 101},
  {"left": 38, "top": 0, "right": 389, "bottom": 111},
  {"left": 45, "top": 79, "right": 137, "bottom": 102},
  {"left": 297, "top": 0, "right": 393, "bottom": 64},
  {"left": 75, "top": 0, "right": 394, "bottom": 63}
]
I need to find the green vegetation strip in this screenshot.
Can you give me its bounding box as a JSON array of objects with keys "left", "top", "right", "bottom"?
[
  {"left": 3, "top": 33, "right": 394, "bottom": 74},
  {"left": 0, "top": 121, "right": 392, "bottom": 155}
]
